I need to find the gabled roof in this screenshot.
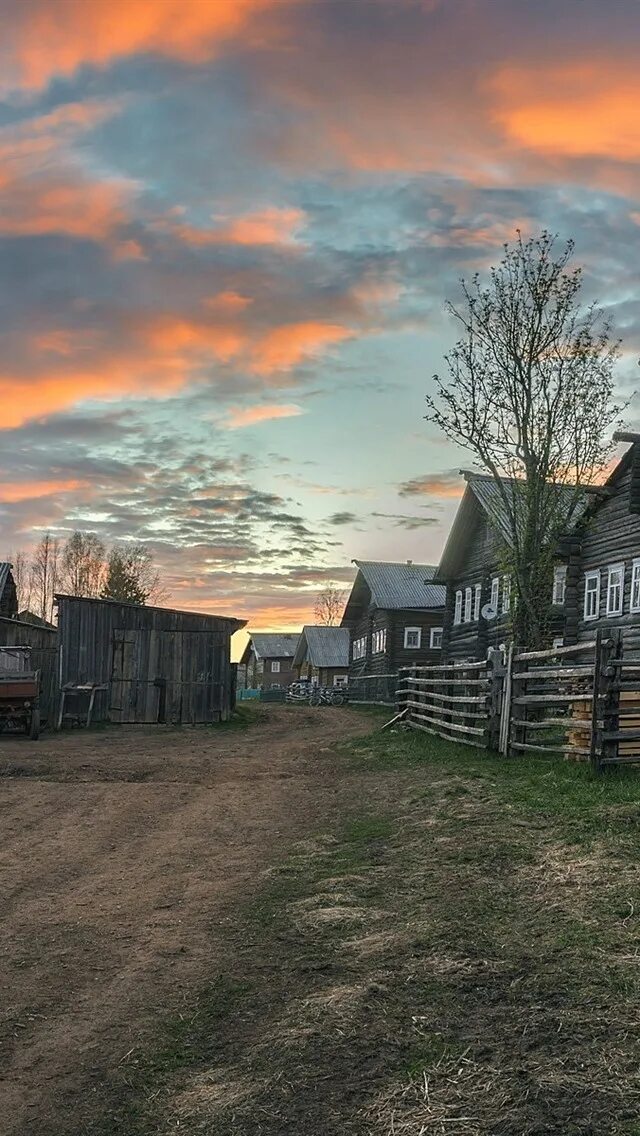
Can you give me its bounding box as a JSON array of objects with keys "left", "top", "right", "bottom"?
[
  {"left": 437, "top": 472, "right": 587, "bottom": 579},
  {"left": 242, "top": 632, "right": 299, "bottom": 663},
  {"left": 349, "top": 560, "right": 445, "bottom": 610},
  {"left": 293, "top": 625, "right": 350, "bottom": 669}
]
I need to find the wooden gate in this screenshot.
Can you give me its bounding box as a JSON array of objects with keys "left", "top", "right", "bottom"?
[{"left": 109, "top": 628, "right": 226, "bottom": 724}]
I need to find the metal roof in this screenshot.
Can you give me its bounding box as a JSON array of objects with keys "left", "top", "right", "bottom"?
[
  {"left": 293, "top": 625, "right": 350, "bottom": 669},
  {"left": 352, "top": 560, "right": 445, "bottom": 610},
  {"left": 248, "top": 632, "right": 299, "bottom": 659},
  {"left": 437, "top": 473, "right": 588, "bottom": 579}
]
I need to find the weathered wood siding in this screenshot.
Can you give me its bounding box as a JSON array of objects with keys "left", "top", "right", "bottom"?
[
  {"left": 0, "top": 616, "right": 58, "bottom": 724},
  {"left": 442, "top": 512, "right": 511, "bottom": 660},
  {"left": 57, "top": 596, "right": 238, "bottom": 724},
  {"left": 345, "top": 604, "right": 443, "bottom": 680},
  {"left": 570, "top": 464, "right": 640, "bottom": 652}
]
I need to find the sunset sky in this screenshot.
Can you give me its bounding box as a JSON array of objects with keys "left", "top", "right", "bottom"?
[{"left": 1, "top": 0, "right": 640, "bottom": 646}]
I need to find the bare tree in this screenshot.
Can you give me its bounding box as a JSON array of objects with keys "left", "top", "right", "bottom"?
[
  {"left": 30, "top": 533, "right": 60, "bottom": 623},
  {"left": 59, "top": 531, "right": 106, "bottom": 597},
  {"left": 314, "top": 584, "right": 346, "bottom": 626},
  {"left": 426, "top": 231, "right": 624, "bottom": 646}
]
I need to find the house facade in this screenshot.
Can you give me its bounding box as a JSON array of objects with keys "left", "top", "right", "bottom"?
[
  {"left": 438, "top": 473, "right": 581, "bottom": 661},
  {"left": 560, "top": 434, "right": 640, "bottom": 654},
  {"left": 240, "top": 632, "right": 299, "bottom": 690},
  {"left": 341, "top": 560, "right": 445, "bottom": 680},
  {"left": 0, "top": 564, "right": 17, "bottom": 619},
  {"left": 293, "top": 626, "right": 350, "bottom": 686}
]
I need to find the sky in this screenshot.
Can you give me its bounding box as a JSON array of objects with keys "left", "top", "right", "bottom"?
[{"left": 1, "top": 0, "right": 640, "bottom": 653}]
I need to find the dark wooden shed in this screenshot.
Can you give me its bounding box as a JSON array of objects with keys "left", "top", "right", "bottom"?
[
  {"left": 0, "top": 615, "right": 58, "bottom": 726},
  {"left": 56, "top": 595, "right": 245, "bottom": 725}
]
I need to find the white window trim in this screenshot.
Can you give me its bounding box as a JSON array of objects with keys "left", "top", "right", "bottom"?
[
  {"left": 606, "top": 562, "right": 625, "bottom": 617},
  {"left": 552, "top": 565, "right": 567, "bottom": 606},
  {"left": 473, "top": 583, "right": 482, "bottom": 622},
  {"left": 404, "top": 626, "right": 422, "bottom": 649},
  {"left": 271, "top": 660, "right": 280, "bottom": 673},
  {"left": 490, "top": 577, "right": 499, "bottom": 612},
  {"left": 454, "top": 590, "right": 462, "bottom": 626},
  {"left": 501, "top": 574, "right": 511, "bottom": 615},
  {"left": 430, "top": 626, "right": 443, "bottom": 649},
  {"left": 584, "top": 570, "right": 600, "bottom": 621},
  {"left": 552, "top": 637, "right": 564, "bottom": 650},
  {"left": 464, "top": 586, "right": 472, "bottom": 623},
  {"left": 631, "top": 559, "right": 640, "bottom": 614},
  {"left": 333, "top": 673, "right": 348, "bottom": 686}
]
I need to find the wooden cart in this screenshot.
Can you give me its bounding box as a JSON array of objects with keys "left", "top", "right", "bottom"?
[{"left": 0, "top": 647, "right": 41, "bottom": 740}]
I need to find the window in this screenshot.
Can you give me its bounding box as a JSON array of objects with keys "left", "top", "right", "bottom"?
[
  {"left": 490, "top": 577, "right": 499, "bottom": 612},
  {"left": 502, "top": 575, "right": 511, "bottom": 615},
  {"left": 474, "top": 583, "right": 482, "bottom": 621},
  {"left": 631, "top": 560, "right": 640, "bottom": 613},
  {"left": 352, "top": 636, "right": 367, "bottom": 660},
  {"left": 552, "top": 637, "right": 564, "bottom": 650},
  {"left": 606, "top": 563, "right": 624, "bottom": 616},
  {"left": 333, "top": 673, "right": 348, "bottom": 686},
  {"left": 404, "top": 626, "right": 422, "bottom": 649},
  {"left": 372, "top": 628, "right": 387, "bottom": 655},
  {"left": 271, "top": 660, "right": 280, "bottom": 673},
  {"left": 552, "top": 565, "right": 567, "bottom": 606},
  {"left": 464, "top": 586, "right": 472, "bottom": 622},
  {"left": 430, "top": 627, "right": 443, "bottom": 649},
  {"left": 454, "top": 590, "right": 463, "bottom": 625},
  {"left": 584, "top": 570, "right": 600, "bottom": 621}
]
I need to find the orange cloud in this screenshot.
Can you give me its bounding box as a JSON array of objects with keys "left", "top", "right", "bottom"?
[
  {"left": 157, "top": 206, "right": 306, "bottom": 249},
  {"left": 398, "top": 473, "right": 463, "bottom": 499},
  {"left": 224, "top": 404, "right": 304, "bottom": 429},
  {"left": 3, "top": 0, "right": 280, "bottom": 91},
  {"left": 0, "top": 176, "right": 134, "bottom": 241},
  {"left": 251, "top": 321, "right": 352, "bottom": 374},
  {"left": 0, "top": 479, "right": 89, "bottom": 503},
  {"left": 491, "top": 61, "right": 640, "bottom": 160}
]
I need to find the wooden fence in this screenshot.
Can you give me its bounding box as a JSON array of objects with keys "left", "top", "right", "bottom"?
[{"left": 398, "top": 632, "right": 640, "bottom": 772}]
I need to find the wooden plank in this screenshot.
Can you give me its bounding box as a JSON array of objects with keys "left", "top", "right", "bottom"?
[
  {"left": 510, "top": 741, "right": 592, "bottom": 756},
  {"left": 403, "top": 676, "right": 489, "bottom": 687},
  {"left": 510, "top": 716, "right": 593, "bottom": 730},
  {"left": 401, "top": 688, "right": 488, "bottom": 705},
  {"left": 514, "top": 641, "right": 598, "bottom": 662},
  {"left": 511, "top": 665, "right": 593, "bottom": 681},
  {"left": 513, "top": 693, "right": 593, "bottom": 705},
  {"left": 407, "top": 720, "right": 487, "bottom": 748},
  {"left": 399, "top": 660, "right": 487, "bottom": 673},
  {"left": 410, "top": 710, "right": 485, "bottom": 737},
  {"left": 404, "top": 699, "right": 488, "bottom": 720}
]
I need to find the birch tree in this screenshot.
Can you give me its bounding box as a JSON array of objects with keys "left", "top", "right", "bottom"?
[{"left": 425, "top": 231, "right": 623, "bottom": 646}]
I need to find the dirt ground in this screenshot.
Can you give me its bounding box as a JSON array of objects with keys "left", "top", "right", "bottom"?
[{"left": 0, "top": 704, "right": 374, "bottom": 1136}]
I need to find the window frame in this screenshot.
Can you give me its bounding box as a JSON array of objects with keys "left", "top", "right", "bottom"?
[
  {"left": 631, "top": 559, "right": 640, "bottom": 614},
  {"left": 404, "top": 626, "right": 422, "bottom": 650},
  {"left": 464, "top": 586, "right": 472, "bottom": 623},
  {"left": 473, "top": 583, "right": 482, "bottom": 622},
  {"left": 430, "top": 626, "right": 443, "bottom": 649},
  {"left": 552, "top": 565, "right": 567, "bottom": 606},
  {"left": 352, "top": 636, "right": 367, "bottom": 661},
  {"left": 454, "top": 590, "right": 463, "bottom": 626},
  {"left": 606, "top": 562, "right": 625, "bottom": 617},
  {"left": 583, "top": 570, "right": 600, "bottom": 621},
  {"left": 271, "top": 660, "right": 280, "bottom": 673},
  {"left": 501, "top": 574, "right": 511, "bottom": 615},
  {"left": 490, "top": 577, "right": 499, "bottom": 612}
]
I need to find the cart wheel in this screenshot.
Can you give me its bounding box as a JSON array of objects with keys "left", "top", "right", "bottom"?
[
  {"left": 309, "top": 691, "right": 321, "bottom": 706},
  {"left": 330, "top": 691, "right": 345, "bottom": 706},
  {"left": 28, "top": 706, "right": 40, "bottom": 741}
]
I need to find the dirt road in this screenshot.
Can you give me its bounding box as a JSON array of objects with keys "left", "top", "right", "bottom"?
[{"left": 0, "top": 705, "right": 374, "bottom": 1136}]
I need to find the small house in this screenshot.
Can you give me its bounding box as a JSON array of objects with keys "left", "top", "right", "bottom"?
[
  {"left": 0, "top": 563, "right": 17, "bottom": 618},
  {"left": 341, "top": 560, "right": 445, "bottom": 680},
  {"left": 293, "top": 626, "right": 350, "bottom": 687},
  {"left": 437, "top": 472, "right": 584, "bottom": 660},
  {"left": 240, "top": 632, "right": 299, "bottom": 690},
  {"left": 561, "top": 433, "right": 640, "bottom": 652}
]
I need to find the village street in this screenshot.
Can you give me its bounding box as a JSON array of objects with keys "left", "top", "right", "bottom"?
[{"left": 3, "top": 705, "right": 640, "bottom": 1136}]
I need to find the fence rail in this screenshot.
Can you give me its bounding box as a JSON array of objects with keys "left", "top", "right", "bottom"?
[{"left": 396, "top": 632, "right": 640, "bottom": 772}]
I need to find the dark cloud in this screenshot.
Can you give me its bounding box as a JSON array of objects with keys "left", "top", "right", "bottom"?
[
  {"left": 327, "top": 511, "right": 358, "bottom": 525},
  {"left": 372, "top": 511, "right": 439, "bottom": 531}
]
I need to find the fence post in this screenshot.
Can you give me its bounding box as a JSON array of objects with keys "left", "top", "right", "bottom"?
[
  {"left": 590, "top": 629, "right": 622, "bottom": 772},
  {"left": 486, "top": 647, "right": 504, "bottom": 752}
]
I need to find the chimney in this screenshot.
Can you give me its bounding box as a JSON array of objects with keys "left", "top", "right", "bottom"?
[{"left": 407, "top": 559, "right": 413, "bottom": 565}]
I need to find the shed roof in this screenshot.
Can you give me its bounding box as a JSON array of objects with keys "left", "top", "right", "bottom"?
[
  {"left": 351, "top": 560, "right": 445, "bottom": 610},
  {"left": 293, "top": 625, "right": 350, "bottom": 669},
  {"left": 241, "top": 632, "right": 299, "bottom": 663},
  {"left": 54, "top": 593, "right": 245, "bottom": 631},
  {"left": 437, "top": 472, "right": 588, "bottom": 579}
]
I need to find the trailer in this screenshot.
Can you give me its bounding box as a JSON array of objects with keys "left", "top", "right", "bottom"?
[{"left": 0, "top": 646, "right": 41, "bottom": 740}]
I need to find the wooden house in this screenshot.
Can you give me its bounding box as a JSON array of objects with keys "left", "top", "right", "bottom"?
[
  {"left": 56, "top": 594, "right": 245, "bottom": 724},
  {"left": 437, "top": 472, "right": 582, "bottom": 660},
  {"left": 239, "top": 633, "right": 299, "bottom": 690},
  {"left": 293, "top": 626, "right": 350, "bottom": 686},
  {"left": 560, "top": 434, "right": 640, "bottom": 653},
  {"left": 341, "top": 560, "right": 445, "bottom": 681},
  {"left": 0, "top": 563, "right": 17, "bottom": 618}
]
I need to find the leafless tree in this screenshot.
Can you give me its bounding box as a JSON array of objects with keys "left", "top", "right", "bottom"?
[
  {"left": 314, "top": 584, "right": 346, "bottom": 626},
  {"left": 30, "top": 533, "right": 60, "bottom": 623},
  {"left": 59, "top": 531, "right": 106, "bottom": 597},
  {"left": 426, "top": 231, "right": 624, "bottom": 645}
]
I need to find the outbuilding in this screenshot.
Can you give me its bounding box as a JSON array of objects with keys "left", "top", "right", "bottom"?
[
  {"left": 56, "top": 594, "right": 245, "bottom": 724},
  {"left": 293, "top": 625, "right": 350, "bottom": 687}
]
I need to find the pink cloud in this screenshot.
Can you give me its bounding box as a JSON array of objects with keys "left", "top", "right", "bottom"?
[{"left": 224, "top": 404, "right": 304, "bottom": 429}]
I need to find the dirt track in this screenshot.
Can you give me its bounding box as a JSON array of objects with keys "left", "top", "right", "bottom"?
[{"left": 0, "top": 705, "right": 373, "bottom": 1136}]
